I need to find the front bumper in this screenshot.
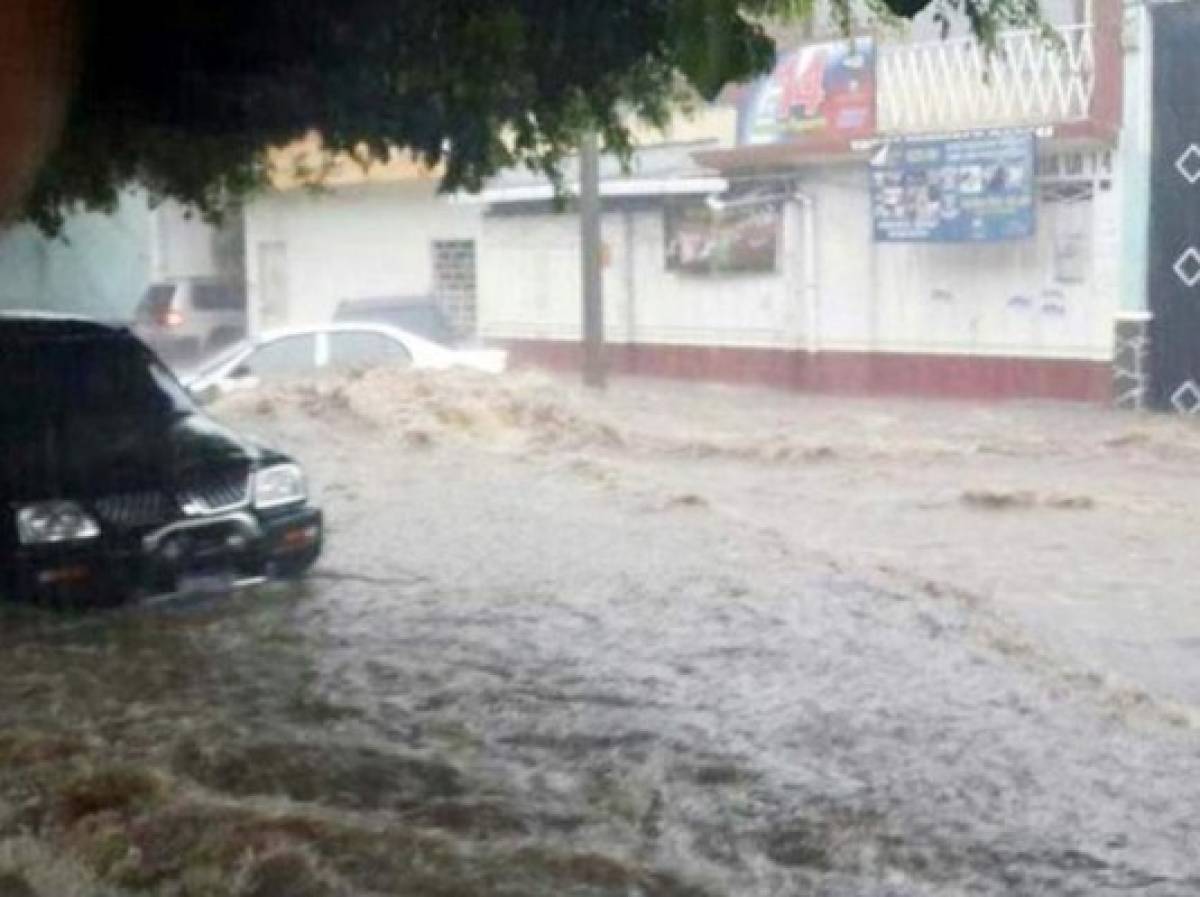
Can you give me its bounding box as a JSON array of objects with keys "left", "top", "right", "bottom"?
[{"left": 8, "top": 504, "right": 323, "bottom": 606}]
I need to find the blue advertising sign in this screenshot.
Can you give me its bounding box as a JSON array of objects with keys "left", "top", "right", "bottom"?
[{"left": 870, "top": 132, "right": 1036, "bottom": 243}]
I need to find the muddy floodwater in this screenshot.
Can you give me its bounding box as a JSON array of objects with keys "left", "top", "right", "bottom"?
[{"left": 1, "top": 370, "right": 1199, "bottom": 896}]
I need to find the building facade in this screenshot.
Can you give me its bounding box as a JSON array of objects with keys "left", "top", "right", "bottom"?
[
  {"left": 242, "top": 140, "right": 482, "bottom": 338},
  {"left": 477, "top": 0, "right": 1132, "bottom": 402},
  {"left": 0, "top": 190, "right": 152, "bottom": 321}
]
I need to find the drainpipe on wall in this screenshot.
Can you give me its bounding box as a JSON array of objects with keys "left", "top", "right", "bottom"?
[
  {"left": 623, "top": 209, "right": 636, "bottom": 344},
  {"left": 794, "top": 191, "right": 819, "bottom": 354}
]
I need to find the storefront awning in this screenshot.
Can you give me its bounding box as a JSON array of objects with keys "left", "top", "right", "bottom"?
[{"left": 457, "top": 176, "right": 728, "bottom": 205}]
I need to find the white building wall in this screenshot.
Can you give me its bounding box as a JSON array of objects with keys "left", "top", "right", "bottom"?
[
  {"left": 478, "top": 212, "right": 582, "bottom": 341},
  {"left": 480, "top": 205, "right": 801, "bottom": 349},
  {"left": 792, "top": 158, "right": 1117, "bottom": 360},
  {"left": 243, "top": 180, "right": 481, "bottom": 334},
  {"left": 804, "top": 168, "right": 875, "bottom": 350},
  {"left": 0, "top": 189, "right": 151, "bottom": 320},
  {"left": 150, "top": 200, "right": 221, "bottom": 280},
  {"left": 149, "top": 198, "right": 247, "bottom": 290},
  {"left": 479, "top": 156, "right": 1121, "bottom": 364},
  {"left": 627, "top": 207, "right": 799, "bottom": 347}
]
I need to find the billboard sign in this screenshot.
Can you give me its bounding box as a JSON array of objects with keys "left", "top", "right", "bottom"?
[
  {"left": 737, "top": 38, "right": 876, "bottom": 146},
  {"left": 664, "top": 196, "right": 781, "bottom": 274},
  {"left": 870, "top": 132, "right": 1037, "bottom": 243}
]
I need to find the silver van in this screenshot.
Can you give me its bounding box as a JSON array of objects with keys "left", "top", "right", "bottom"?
[{"left": 133, "top": 277, "right": 247, "bottom": 365}]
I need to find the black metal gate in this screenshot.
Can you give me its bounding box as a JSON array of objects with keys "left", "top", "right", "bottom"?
[{"left": 1148, "top": 2, "right": 1200, "bottom": 409}]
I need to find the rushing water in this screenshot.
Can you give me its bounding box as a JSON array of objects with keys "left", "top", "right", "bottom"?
[{"left": 0, "top": 378, "right": 1198, "bottom": 895}]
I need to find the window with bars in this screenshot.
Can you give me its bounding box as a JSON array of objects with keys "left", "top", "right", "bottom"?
[{"left": 431, "top": 239, "right": 477, "bottom": 342}]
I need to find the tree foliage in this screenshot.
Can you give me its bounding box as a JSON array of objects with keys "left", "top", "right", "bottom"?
[{"left": 23, "top": 0, "right": 1040, "bottom": 234}]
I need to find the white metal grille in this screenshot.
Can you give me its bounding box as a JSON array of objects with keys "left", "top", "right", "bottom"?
[{"left": 877, "top": 24, "right": 1096, "bottom": 134}]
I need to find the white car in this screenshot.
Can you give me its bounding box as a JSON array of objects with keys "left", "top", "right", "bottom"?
[{"left": 182, "top": 323, "right": 507, "bottom": 399}]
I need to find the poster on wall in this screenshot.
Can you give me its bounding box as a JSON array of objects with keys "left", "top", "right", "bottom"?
[
  {"left": 870, "top": 132, "right": 1036, "bottom": 243},
  {"left": 737, "top": 38, "right": 876, "bottom": 146},
  {"left": 664, "top": 197, "right": 781, "bottom": 274}
]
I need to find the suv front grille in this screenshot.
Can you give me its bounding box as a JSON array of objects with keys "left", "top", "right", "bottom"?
[
  {"left": 93, "top": 491, "right": 173, "bottom": 529},
  {"left": 177, "top": 466, "right": 250, "bottom": 516},
  {"left": 93, "top": 466, "right": 251, "bottom": 530}
]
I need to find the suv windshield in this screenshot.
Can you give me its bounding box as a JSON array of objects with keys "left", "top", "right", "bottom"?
[{"left": 0, "top": 333, "right": 194, "bottom": 421}]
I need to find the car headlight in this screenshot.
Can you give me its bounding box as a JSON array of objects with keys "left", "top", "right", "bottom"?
[
  {"left": 253, "top": 463, "right": 307, "bottom": 510},
  {"left": 16, "top": 501, "right": 101, "bottom": 546}
]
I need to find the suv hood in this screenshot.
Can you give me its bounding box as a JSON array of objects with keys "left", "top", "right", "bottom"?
[{"left": 0, "top": 411, "right": 256, "bottom": 503}]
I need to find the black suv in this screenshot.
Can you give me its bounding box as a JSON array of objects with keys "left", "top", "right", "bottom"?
[{"left": 0, "top": 315, "right": 322, "bottom": 606}]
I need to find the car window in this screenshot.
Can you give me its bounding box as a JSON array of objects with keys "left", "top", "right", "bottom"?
[
  {"left": 327, "top": 331, "right": 412, "bottom": 369},
  {"left": 192, "top": 283, "right": 246, "bottom": 311},
  {"left": 243, "top": 334, "right": 317, "bottom": 377}
]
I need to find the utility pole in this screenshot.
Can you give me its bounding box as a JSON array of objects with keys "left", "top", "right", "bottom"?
[{"left": 579, "top": 130, "right": 606, "bottom": 388}]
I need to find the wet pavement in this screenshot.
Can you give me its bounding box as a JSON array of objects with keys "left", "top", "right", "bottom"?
[{"left": 0, "top": 372, "right": 1198, "bottom": 895}]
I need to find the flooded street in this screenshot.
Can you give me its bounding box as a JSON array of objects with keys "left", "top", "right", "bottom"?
[{"left": 1, "top": 371, "right": 1199, "bottom": 895}]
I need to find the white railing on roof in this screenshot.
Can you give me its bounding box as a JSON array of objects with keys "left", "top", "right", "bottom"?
[{"left": 877, "top": 22, "right": 1095, "bottom": 134}]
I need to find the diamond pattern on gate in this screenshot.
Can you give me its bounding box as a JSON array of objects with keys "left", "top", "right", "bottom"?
[
  {"left": 1174, "top": 247, "right": 1200, "bottom": 288},
  {"left": 877, "top": 24, "right": 1095, "bottom": 134},
  {"left": 1171, "top": 381, "right": 1200, "bottom": 415},
  {"left": 1176, "top": 144, "right": 1200, "bottom": 184}
]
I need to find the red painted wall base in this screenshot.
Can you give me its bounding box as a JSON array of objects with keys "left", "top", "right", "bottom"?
[{"left": 503, "top": 340, "right": 1113, "bottom": 403}]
